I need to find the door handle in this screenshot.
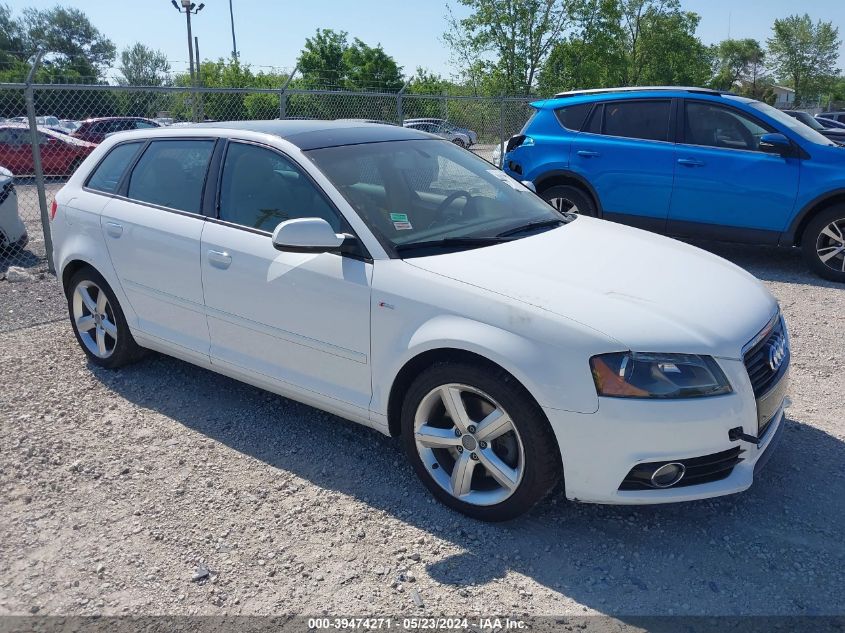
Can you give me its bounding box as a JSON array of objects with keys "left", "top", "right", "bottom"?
[
  {"left": 105, "top": 222, "right": 123, "bottom": 238},
  {"left": 677, "top": 158, "right": 705, "bottom": 167},
  {"left": 207, "top": 249, "right": 232, "bottom": 269},
  {"left": 576, "top": 150, "right": 601, "bottom": 158}
]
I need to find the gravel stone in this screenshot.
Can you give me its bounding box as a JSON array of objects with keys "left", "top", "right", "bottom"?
[{"left": 1, "top": 241, "right": 844, "bottom": 618}]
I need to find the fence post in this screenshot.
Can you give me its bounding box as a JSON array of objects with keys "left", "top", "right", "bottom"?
[
  {"left": 396, "top": 80, "right": 410, "bottom": 125},
  {"left": 24, "top": 51, "right": 55, "bottom": 275},
  {"left": 279, "top": 65, "right": 298, "bottom": 119},
  {"left": 498, "top": 97, "right": 506, "bottom": 168}
]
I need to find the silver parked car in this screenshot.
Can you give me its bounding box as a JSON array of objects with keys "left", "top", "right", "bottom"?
[{"left": 403, "top": 120, "right": 473, "bottom": 148}]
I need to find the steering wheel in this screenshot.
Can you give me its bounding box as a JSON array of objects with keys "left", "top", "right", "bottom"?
[{"left": 431, "top": 190, "right": 472, "bottom": 227}]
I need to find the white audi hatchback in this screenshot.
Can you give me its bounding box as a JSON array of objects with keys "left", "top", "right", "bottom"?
[{"left": 51, "top": 121, "right": 789, "bottom": 521}]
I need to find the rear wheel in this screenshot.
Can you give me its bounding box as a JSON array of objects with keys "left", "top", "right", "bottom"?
[
  {"left": 66, "top": 267, "right": 144, "bottom": 368},
  {"left": 401, "top": 362, "right": 560, "bottom": 521},
  {"left": 540, "top": 184, "right": 597, "bottom": 217},
  {"left": 452, "top": 138, "right": 466, "bottom": 148},
  {"left": 801, "top": 206, "right": 845, "bottom": 282}
]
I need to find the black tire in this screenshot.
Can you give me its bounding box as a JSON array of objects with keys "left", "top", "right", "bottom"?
[
  {"left": 400, "top": 361, "right": 561, "bottom": 521},
  {"left": 801, "top": 205, "right": 845, "bottom": 282},
  {"left": 540, "top": 184, "right": 597, "bottom": 217},
  {"left": 452, "top": 138, "right": 466, "bottom": 148},
  {"left": 66, "top": 266, "right": 144, "bottom": 368}
]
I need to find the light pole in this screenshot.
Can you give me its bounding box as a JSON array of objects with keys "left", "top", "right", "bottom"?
[
  {"left": 229, "top": 0, "right": 238, "bottom": 60},
  {"left": 171, "top": 0, "right": 205, "bottom": 120}
]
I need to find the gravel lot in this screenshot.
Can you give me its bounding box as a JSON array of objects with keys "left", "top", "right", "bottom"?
[{"left": 1, "top": 224, "right": 844, "bottom": 621}]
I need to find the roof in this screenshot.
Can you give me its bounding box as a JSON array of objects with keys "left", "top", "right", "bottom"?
[
  {"left": 552, "top": 86, "right": 730, "bottom": 99},
  {"left": 196, "top": 119, "right": 432, "bottom": 150},
  {"left": 773, "top": 85, "right": 795, "bottom": 93}
]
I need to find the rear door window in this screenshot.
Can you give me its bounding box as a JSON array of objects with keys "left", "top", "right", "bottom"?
[
  {"left": 86, "top": 142, "right": 144, "bottom": 194},
  {"left": 127, "top": 139, "right": 214, "bottom": 213},
  {"left": 602, "top": 100, "right": 671, "bottom": 142}
]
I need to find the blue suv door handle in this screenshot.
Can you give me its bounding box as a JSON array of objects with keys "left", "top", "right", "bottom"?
[
  {"left": 576, "top": 150, "right": 601, "bottom": 158},
  {"left": 677, "top": 158, "right": 705, "bottom": 167}
]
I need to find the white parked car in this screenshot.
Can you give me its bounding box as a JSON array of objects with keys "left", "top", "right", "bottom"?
[
  {"left": 0, "top": 166, "right": 26, "bottom": 253},
  {"left": 51, "top": 121, "right": 789, "bottom": 521}
]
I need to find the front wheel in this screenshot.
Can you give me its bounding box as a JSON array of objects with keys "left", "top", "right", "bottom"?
[
  {"left": 401, "top": 362, "right": 561, "bottom": 521},
  {"left": 451, "top": 138, "right": 466, "bottom": 148},
  {"left": 801, "top": 206, "right": 845, "bottom": 282}
]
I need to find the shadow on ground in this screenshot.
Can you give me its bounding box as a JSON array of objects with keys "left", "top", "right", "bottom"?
[{"left": 92, "top": 348, "right": 845, "bottom": 617}]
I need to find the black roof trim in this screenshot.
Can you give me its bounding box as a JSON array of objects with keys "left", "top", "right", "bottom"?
[{"left": 195, "top": 119, "right": 433, "bottom": 150}]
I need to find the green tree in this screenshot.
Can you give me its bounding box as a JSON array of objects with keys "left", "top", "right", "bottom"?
[
  {"left": 710, "top": 38, "right": 765, "bottom": 92},
  {"left": 767, "top": 14, "right": 840, "bottom": 105},
  {"left": 296, "top": 29, "right": 404, "bottom": 91},
  {"left": 118, "top": 43, "right": 170, "bottom": 87},
  {"left": 444, "top": 0, "right": 572, "bottom": 95},
  {"left": 619, "top": 0, "right": 688, "bottom": 85},
  {"left": 635, "top": 9, "right": 711, "bottom": 86},
  {"left": 297, "top": 28, "right": 347, "bottom": 89},
  {"left": 21, "top": 5, "right": 115, "bottom": 81},
  {"left": 538, "top": 0, "right": 709, "bottom": 95},
  {"left": 344, "top": 38, "right": 403, "bottom": 91},
  {"left": 538, "top": 0, "right": 625, "bottom": 94}
]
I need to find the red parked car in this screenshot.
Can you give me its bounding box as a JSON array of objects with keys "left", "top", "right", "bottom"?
[
  {"left": 71, "top": 116, "right": 160, "bottom": 144},
  {"left": 0, "top": 124, "right": 96, "bottom": 176}
]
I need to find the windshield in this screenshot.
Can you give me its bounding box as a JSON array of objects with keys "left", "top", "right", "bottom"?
[
  {"left": 747, "top": 101, "right": 835, "bottom": 145},
  {"left": 306, "top": 139, "right": 569, "bottom": 256},
  {"left": 791, "top": 111, "right": 824, "bottom": 130}
]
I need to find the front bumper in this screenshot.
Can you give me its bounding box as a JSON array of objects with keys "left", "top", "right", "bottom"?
[{"left": 543, "top": 357, "right": 787, "bottom": 504}]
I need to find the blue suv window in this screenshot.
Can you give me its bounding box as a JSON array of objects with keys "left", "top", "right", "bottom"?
[
  {"left": 554, "top": 103, "right": 593, "bottom": 131},
  {"left": 684, "top": 102, "right": 772, "bottom": 151},
  {"left": 603, "top": 100, "right": 671, "bottom": 142}
]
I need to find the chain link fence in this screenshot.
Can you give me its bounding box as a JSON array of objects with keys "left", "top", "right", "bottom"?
[{"left": 0, "top": 82, "right": 533, "bottom": 278}]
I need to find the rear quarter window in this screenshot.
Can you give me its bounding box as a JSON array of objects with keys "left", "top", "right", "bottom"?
[
  {"left": 85, "top": 141, "right": 144, "bottom": 194},
  {"left": 553, "top": 103, "right": 593, "bottom": 131}
]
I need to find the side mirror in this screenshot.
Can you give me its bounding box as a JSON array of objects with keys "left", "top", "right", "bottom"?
[
  {"left": 759, "top": 133, "right": 793, "bottom": 157},
  {"left": 271, "top": 217, "right": 347, "bottom": 253}
]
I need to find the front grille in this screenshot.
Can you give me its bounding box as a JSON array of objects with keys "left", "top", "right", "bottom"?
[
  {"left": 0, "top": 181, "right": 14, "bottom": 205},
  {"left": 619, "top": 447, "right": 745, "bottom": 491},
  {"left": 744, "top": 315, "right": 789, "bottom": 398}
]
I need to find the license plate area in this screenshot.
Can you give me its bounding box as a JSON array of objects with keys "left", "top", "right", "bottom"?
[{"left": 757, "top": 367, "right": 789, "bottom": 438}]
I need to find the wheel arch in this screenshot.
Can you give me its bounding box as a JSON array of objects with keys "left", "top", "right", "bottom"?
[
  {"left": 386, "top": 347, "right": 546, "bottom": 438},
  {"left": 532, "top": 169, "right": 602, "bottom": 217},
  {"left": 783, "top": 189, "right": 845, "bottom": 246},
  {"left": 61, "top": 258, "right": 97, "bottom": 295}
]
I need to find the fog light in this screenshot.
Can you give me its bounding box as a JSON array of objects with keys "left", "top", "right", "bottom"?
[{"left": 650, "top": 462, "right": 685, "bottom": 488}]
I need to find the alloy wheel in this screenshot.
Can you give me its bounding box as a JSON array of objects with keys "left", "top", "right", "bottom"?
[
  {"left": 413, "top": 383, "right": 525, "bottom": 506},
  {"left": 816, "top": 218, "right": 845, "bottom": 273},
  {"left": 548, "top": 197, "right": 580, "bottom": 214},
  {"left": 72, "top": 280, "right": 118, "bottom": 359}
]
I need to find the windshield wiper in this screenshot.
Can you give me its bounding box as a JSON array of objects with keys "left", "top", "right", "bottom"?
[
  {"left": 496, "top": 218, "right": 567, "bottom": 238},
  {"left": 394, "top": 236, "right": 509, "bottom": 254}
]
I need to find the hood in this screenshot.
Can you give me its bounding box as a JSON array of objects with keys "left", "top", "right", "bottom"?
[{"left": 406, "top": 217, "right": 778, "bottom": 359}]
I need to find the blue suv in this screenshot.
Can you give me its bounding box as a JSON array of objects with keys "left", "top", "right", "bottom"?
[{"left": 503, "top": 87, "right": 845, "bottom": 282}]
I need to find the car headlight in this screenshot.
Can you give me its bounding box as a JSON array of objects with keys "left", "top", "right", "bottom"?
[{"left": 590, "top": 352, "right": 732, "bottom": 399}]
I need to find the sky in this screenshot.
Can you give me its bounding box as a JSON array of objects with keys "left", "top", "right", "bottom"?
[{"left": 7, "top": 0, "right": 845, "bottom": 82}]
